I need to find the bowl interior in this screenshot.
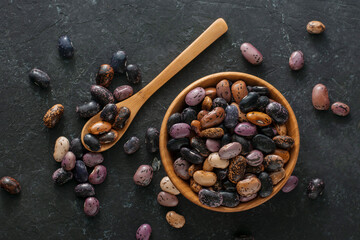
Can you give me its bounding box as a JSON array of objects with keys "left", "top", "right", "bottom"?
[{"left": 159, "top": 72, "right": 300, "bottom": 212}]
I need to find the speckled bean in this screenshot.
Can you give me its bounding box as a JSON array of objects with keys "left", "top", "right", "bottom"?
[
  {"left": 100, "top": 103, "right": 118, "bottom": 123},
  {"left": 84, "top": 197, "right": 100, "bottom": 217},
  {"left": 312, "top": 84, "right": 330, "bottom": 110},
  {"left": 234, "top": 122, "right": 257, "bottom": 136},
  {"left": 224, "top": 105, "right": 239, "bottom": 129},
  {"left": 124, "top": 136, "right": 140, "bottom": 154},
  {"left": 157, "top": 191, "right": 179, "bottom": 207},
  {"left": 112, "top": 106, "right": 130, "bottom": 130},
  {"left": 43, "top": 104, "right": 64, "bottom": 128},
  {"left": 52, "top": 168, "right": 73, "bottom": 185},
  {"left": 136, "top": 224, "right": 152, "bottom": 240},
  {"left": 246, "top": 150, "right": 264, "bottom": 166},
  {"left": 113, "top": 85, "right": 133, "bottom": 102},
  {"left": 166, "top": 211, "right": 185, "bottom": 228},
  {"left": 160, "top": 176, "right": 180, "bottom": 195},
  {"left": 90, "top": 85, "right": 114, "bottom": 106},
  {"left": 207, "top": 152, "right": 230, "bottom": 169},
  {"left": 53, "top": 136, "right": 70, "bottom": 162},
  {"left": 216, "top": 79, "right": 231, "bottom": 102},
  {"left": 218, "top": 142, "right": 242, "bottom": 159},
  {"left": 76, "top": 101, "right": 101, "bottom": 118},
  {"left": 219, "top": 191, "right": 240, "bottom": 208},
  {"left": 0, "top": 176, "right": 21, "bottom": 194},
  {"left": 89, "top": 165, "right": 107, "bottom": 185},
  {"left": 331, "top": 102, "right": 350, "bottom": 116},
  {"left": 282, "top": 176, "right": 298, "bottom": 193},
  {"left": 96, "top": 64, "right": 114, "bottom": 88},
  {"left": 198, "top": 189, "right": 223, "bottom": 207},
  {"left": 185, "top": 87, "right": 206, "bottom": 106},
  {"left": 307, "top": 20, "right": 325, "bottom": 34},
  {"left": 289, "top": 50, "right": 304, "bottom": 70},
  {"left": 231, "top": 80, "right": 248, "bottom": 104},
  {"left": 74, "top": 183, "right": 95, "bottom": 198},
  {"left": 82, "top": 152, "right": 104, "bottom": 167},
  {"left": 200, "top": 107, "right": 225, "bottom": 129},
  {"left": 173, "top": 158, "right": 190, "bottom": 180},
  {"left": 240, "top": 43, "right": 263, "bottom": 65},
  {"left": 169, "top": 123, "right": 191, "bottom": 139},
  {"left": 61, "top": 151, "right": 76, "bottom": 171},
  {"left": 133, "top": 165, "right": 153, "bottom": 187}
]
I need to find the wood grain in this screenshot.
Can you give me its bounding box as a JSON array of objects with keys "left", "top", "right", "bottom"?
[
  {"left": 159, "top": 72, "right": 300, "bottom": 212},
  {"left": 81, "top": 18, "right": 228, "bottom": 152}
]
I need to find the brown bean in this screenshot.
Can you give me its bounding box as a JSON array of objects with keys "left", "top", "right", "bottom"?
[
  {"left": 312, "top": 84, "right": 330, "bottom": 110},
  {"left": 307, "top": 21, "right": 325, "bottom": 34},
  {"left": 202, "top": 96, "right": 213, "bottom": 111},
  {"left": 205, "top": 87, "right": 217, "bottom": 99},
  {"left": 231, "top": 80, "right": 248, "bottom": 104}
]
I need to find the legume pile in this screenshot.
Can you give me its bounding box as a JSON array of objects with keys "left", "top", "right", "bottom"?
[{"left": 0, "top": 20, "right": 348, "bottom": 239}]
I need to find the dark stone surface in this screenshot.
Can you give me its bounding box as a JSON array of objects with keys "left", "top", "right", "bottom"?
[{"left": 0, "top": 0, "right": 359, "bottom": 239}]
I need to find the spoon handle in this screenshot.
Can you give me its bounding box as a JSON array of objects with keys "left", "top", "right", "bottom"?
[{"left": 135, "top": 18, "right": 228, "bottom": 104}]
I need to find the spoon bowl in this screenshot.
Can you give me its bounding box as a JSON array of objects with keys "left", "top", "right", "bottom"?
[
  {"left": 159, "top": 72, "right": 300, "bottom": 212},
  {"left": 81, "top": 18, "right": 228, "bottom": 152}
]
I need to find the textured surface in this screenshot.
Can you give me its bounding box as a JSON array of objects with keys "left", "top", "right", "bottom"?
[{"left": 0, "top": 0, "right": 359, "bottom": 239}]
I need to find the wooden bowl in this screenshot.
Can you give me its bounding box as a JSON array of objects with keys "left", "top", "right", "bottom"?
[{"left": 159, "top": 72, "right": 300, "bottom": 212}]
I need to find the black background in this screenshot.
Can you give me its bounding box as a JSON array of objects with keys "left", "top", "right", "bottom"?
[{"left": 0, "top": 0, "right": 359, "bottom": 239}]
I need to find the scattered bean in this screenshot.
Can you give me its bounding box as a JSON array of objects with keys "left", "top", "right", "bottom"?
[
  {"left": 331, "top": 102, "right": 350, "bottom": 116},
  {"left": 136, "top": 223, "right": 152, "bottom": 240},
  {"left": 240, "top": 42, "right": 263, "bottom": 65},
  {"left": 160, "top": 176, "right": 180, "bottom": 195},
  {"left": 307, "top": 20, "right": 325, "bottom": 34},
  {"left": 53, "top": 136, "right": 70, "bottom": 162},
  {"left": 133, "top": 165, "right": 153, "bottom": 187},
  {"left": 84, "top": 197, "right": 100, "bottom": 217},
  {"left": 83, "top": 152, "right": 104, "bottom": 167},
  {"left": 307, "top": 178, "right": 325, "bottom": 199},
  {"left": 312, "top": 83, "right": 330, "bottom": 110},
  {"left": 52, "top": 168, "right": 73, "bottom": 185},
  {"left": 124, "top": 136, "right": 140, "bottom": 154},
  {"left": 157, "top": 191, "right": 179, "bottom": 207},
  {"left": 29, "top": 68, "right": 50, "bottom": 88},
  {"left": 74, "top": 183, "right": 95, "bottom": 198},
  {"left": 145, "top": 127, "right": 159, "bottom": 153},
  {"left": 289, "top": 50, "right": 304, "bottom": 70},
  {"left": 126, "top": 64, "right": 141, "bottom": 84},
  {"left": 282, "top": 175, "right": 298, "bottom": 193},
  {"left": 58, "top": 35, "right": 74, "bottom": 58},
  {"left": 43, "top": 104, "right": 64, "bottom": 128},
  {"left": 0, "top": 176, "right": 21, "bottom": 194},
  {"left": 110, "top": 50, "right": 127, "bottom": 74},
  {"left": 166, "top": 211, "right": 185, "bottom": 228}
]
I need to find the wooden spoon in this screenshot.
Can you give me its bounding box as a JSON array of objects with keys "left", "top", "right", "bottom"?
[{"left": 81, "top": 18, "right": 228, "bottom": 152}]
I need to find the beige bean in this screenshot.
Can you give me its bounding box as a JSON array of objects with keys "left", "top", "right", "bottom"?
[
  {"left": 207, "top": 152, "right": 229, "bottom": 169},
  {"left": 160, "top": 176, "right": 180, "bottom": 195},
  {"left": 53, "top": 136, "right": 70, "bottom": 162},
  {"left": 166, "top": 211, "right": 185, "bottom": 228},
  {"left": 193, "top": 170, "right": 217, "bottom": 187}
]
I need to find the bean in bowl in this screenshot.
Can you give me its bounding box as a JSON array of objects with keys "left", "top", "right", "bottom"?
[{"left": 165, "top": 79, "right": 295, "bottom": 208}]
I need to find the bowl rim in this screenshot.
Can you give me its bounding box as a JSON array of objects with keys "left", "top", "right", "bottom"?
[{"left": 159, "top": 72, "right": 300, "bottom": 212}]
